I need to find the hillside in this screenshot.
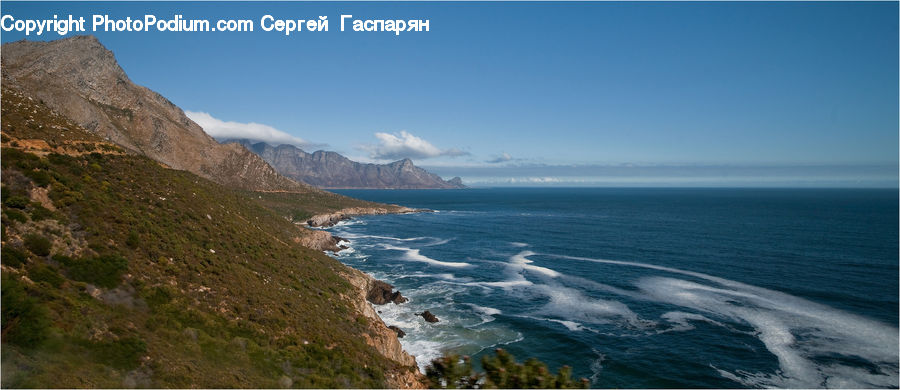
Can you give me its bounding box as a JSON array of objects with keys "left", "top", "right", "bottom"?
[
  {"left": 0, "top": 86, "right": 422, "bottom": 387},
  {"left": 227, "top": 140, "right": 465, "bottom": 189},
  {"left": 0, "top": 35, "right": 306, "bottom": 192}
]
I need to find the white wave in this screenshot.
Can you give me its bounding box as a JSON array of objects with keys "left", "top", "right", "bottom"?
[
  {"left": 329, "top": 219, "right": 367, "bottom": 228},
  {"left": 510, "top": 251, "right": 561, "bottom": 278},
  {"left": 547, "top": 318, "right": 585, "bottom": 331},
  {"left": 335, "top": 246, "right": 355, "bottom": 256},
  {"left": 511, "top": 242, "right": 530, "bottom": 247},
  {"left": 424, "top": 238, "right": 453, "bottom": 246},
  {"left": 465, "top": 280, "right": 534, "bottom": 289},
  {"left": 658, "top": 311, "right": 725, "bottom": 333},
  {"left": 532, "top": 283, "right": 646, "bottom": 328},
  {"left": 589, "top": 349, "right": 605, "bottom": 385},
  {"left": 468, "top": 304, "right": 502, "bottom": 316},
  {"left": 362, "top": 234, "right": 432, "bottom": 242},
  {"left": 549, "top": 254, "right": 900, "bottom": 388},
  {"left": 402, "top": 272, "right": 463, "bottom": 282},
  {"left": 381, "top": 244, "right": 473, "bottom": 268}
]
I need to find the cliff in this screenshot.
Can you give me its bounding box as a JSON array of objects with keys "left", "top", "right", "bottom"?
[
  {"left": 1, "top": 36, "right": 307, "bottom": 192},
  {"left": 227, "top": 139, "right": 466, "bottom": 189}
]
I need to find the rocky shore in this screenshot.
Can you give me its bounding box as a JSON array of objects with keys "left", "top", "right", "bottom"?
[
  {"left": 295, "top": 230, "right": 348, "bottom": 253},
  {"left": 340, "top": 267, "right": 425, "bottom": 389},
  {"left": 305, "top": 206, "right": 431, "bottom": 228},
  {"left": 299, "top": 206, "right": 431, "bottom": 388}
]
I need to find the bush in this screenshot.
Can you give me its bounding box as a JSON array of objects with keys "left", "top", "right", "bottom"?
[
  {"left": 125, "top": 230, "right": 139, "bottom": 249},
  {"left": 30, "top": 205, "right": 55, "bottom": 221},
  {"left": 4, "top": 196, "right": 30, "bottom": 209},
  {"left": 64, "top": 254, "right": 128, "bottom": 288},
  {"left": 88, "top": 337, "right": 147, "bottom": 370},
  {"left": 4, "top": 209, "right": 28, "bottom": 223},
  {"left": 23, "top": 234, "right": 52, "bottom": 256},
  {"left": 28, "top": 263, "right": 65, "bottom": 288},
  {"left": 2, "top": 246, "right": 27, "bottom": 267},
  {"left": 1, "top": 274, "right": 50, "bottom": 348},
  {"left": 426, "top": 349, "right": 589, "bottom": 389},
  {"left": 144, "top": 285, "right": 173, "bottom": 307},
  {"left": 24, "top": 170, "right": 52, "bottom": 187}
]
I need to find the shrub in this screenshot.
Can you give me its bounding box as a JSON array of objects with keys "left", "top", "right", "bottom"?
[
  {"left": 426, "top": 349, "right": 589, "bottom": 389},
  {"left": 24, "top": 170, "right": 52, "bottom": 187},
  {"left": 125, "top": 230, "right": 139, "bottom": 249},
  {"left": 1, "top": 274, "right": 50, "bottom": 348},
  {"left": 4, "top": 209, "right": 28, "bottom": 223},
  {"left": 28, "top": 263, "right": 64, "bottom": 288},
  {"left": 4, "top": 196, "right": 30, "bottom": 209},
  {"left": 23, "top": 234, "right": 52, "bottom": 256},
  {"left": 64, "top": 254, "right": 128, "bottom": 288},
  {"left": 144, "top": 285, "right": 173, "bottom": 307},
  {"left": 30, "top": 205, "right": 55, "bottom": 222},
  {"left": 2, "top": 246, "right": 27, "bottom": 267},
  {"left": 83, "top": 337, "right": 147, "bottom": 370}
]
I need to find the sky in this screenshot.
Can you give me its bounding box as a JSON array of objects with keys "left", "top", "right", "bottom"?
[{"left": 1, "top": 1, "right": 898, "bottom": 187}]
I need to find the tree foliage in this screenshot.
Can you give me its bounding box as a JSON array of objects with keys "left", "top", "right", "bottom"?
[{"left": 426, "top": 349, "right": 590, "bottom": 389}]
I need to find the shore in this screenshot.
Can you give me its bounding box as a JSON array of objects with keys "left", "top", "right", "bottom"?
[
  {"left": 297, "top": 208, "right": 431, "bottom": 388},
  {"left": 304, "top": 206, "right": 432, "bottom": 228}
]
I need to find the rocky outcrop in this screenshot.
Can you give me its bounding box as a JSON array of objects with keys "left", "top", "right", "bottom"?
[
  {"left": 388, "top": 326, "right": 406, "bottom": 338},
  {"left": 295, "top": 230, "right": 348, "bottom": 252},
  {"left": 225, "top": 139, "right": 467, "bottom": 189},
  {"left": 1, "top": 36, "right": 310, "bottom": 192},
  {"left": 306, "top": 206, "right": 429, "bottom": 228},
  {"left": 418, "top": 311, "right": 439, "bottom": 323},
  {"left": 366, "top": 280, "right": 409, "bottom": 305},
  {"left": 339, "top": 267, "right": 424, "bottom": 388}
]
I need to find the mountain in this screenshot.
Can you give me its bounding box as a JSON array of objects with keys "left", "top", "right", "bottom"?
[
  {"left": 0, "top": 73, "right": 423, "bottom": 389},
  {"left": 226, "top": 139, "right": 466, "bottom": 189},
  {"left": 0, "top": 35, "right": 305, "bottom": 192},
  {"left": 0, "top": 36, "right": 426, "bottom": 387}
]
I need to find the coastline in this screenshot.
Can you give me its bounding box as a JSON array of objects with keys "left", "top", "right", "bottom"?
[
  {"left": 298, "top": 208, "right": 431, "bottom": 388},
  {"left": 304, "top": 206, "right": 432, "bottom": 228}
]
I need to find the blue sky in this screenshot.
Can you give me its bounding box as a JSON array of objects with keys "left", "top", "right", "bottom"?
[{"left": 2, "top": 2, "right": 897, "bottom": 186}]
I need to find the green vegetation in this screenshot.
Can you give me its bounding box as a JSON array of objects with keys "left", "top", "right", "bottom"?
[
  {"left": 57, "top": 254, "right": 128, "bottom": 289},
  {"left": 2, "top": 274, "right": 51, "bottom": 348},
  {"left": 23, "top": 233, "right": 51, "bottom": 256},
  {"left": 251, "top": 190, "right": 392, "bottom": 223},
  {"left": 0, "top": 86, "right": 409, "bottom": 388},
  {"left": 426, "top": 349, "right": 589, "bottom": 389}
]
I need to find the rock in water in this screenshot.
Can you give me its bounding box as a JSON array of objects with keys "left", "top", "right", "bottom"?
[
  {"left": 417, "top": 311, "right": 439, "bottom": 323},
  {"left": 366, "top": 280, "right": 408, "bottom": 305},
  {"left": 387, "top": 325, "right": 406, "bottom": 338}
]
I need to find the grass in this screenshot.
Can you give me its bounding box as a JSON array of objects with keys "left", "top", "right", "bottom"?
[{"left": 1, "top": 86, "right": 408, "bottom": 388}]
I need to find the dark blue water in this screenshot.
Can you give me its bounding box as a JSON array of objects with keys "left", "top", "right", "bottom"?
[{"left": 327, "top": 188, "right": 899, "bottom": 388}]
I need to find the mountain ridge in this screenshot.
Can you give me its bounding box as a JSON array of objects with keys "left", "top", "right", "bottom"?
[
  {"left": 224, "top": 139, "right": 466, "bottom": 189},
  {"left": 1, "top": 35, "right": 307, "bottom": 193}
]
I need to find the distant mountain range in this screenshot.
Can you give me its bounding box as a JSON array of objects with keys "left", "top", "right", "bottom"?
[{"left": 224, "top": 139, "right": 465, "bottom": 189}]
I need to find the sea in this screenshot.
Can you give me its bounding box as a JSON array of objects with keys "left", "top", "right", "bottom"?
[{"left": 324, "top": 188, "right": 899, "bottom": 388}]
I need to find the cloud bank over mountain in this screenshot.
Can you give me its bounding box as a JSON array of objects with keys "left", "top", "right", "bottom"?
[
  {"left": 186, "top": 111, "right": 314, "bottom": 148},
  {"left": 362, "top": 131, "right": 468, "bottom": 160}
]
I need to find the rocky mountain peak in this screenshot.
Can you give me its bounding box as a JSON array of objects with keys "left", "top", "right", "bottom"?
[
  {"left": 1, "top": 36, "right": 309, "bottom": 192},
  {"left": 226, "top": 140, "right": 466, "bottom": 189}
]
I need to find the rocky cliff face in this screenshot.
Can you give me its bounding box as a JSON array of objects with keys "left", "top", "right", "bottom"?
[
  {"left": 340, "top": 267, "right": 425, "bottom": 388},
  {"left": 1, "top": 35, "right": 307, "bottom": 192},
  {"left": 227, "top": 139, "right": 465, "bottom": 189}
]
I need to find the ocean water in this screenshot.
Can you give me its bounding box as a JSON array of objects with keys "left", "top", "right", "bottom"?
[{"left": 326, "top": 188, "right": 899, "bottom": 388}]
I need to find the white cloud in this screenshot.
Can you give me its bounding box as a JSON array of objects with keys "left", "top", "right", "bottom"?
[
  {"left": 185, "top": 111, "right": 313, "bottom": 147},
  {"left": 486, "top": 152, "right": 514, "bottom": 164},
  {"left": 362, "top": 131, "right": 468, "bottom": 160}
]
